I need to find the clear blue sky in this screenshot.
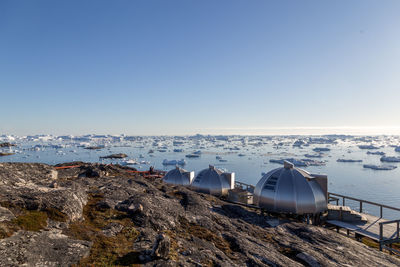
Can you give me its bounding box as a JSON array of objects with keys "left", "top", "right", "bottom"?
[{"left": 1, "top": 0, "right": 400, "bottom": 135}]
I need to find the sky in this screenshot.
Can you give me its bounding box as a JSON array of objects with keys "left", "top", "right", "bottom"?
[{"left": 1, "top": 0, "right": 400, "bottom": 136}]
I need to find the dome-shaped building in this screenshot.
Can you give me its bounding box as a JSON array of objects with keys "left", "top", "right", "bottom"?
[
  {"left": 162, "top": 166, "right": 194, "bottom": 186},
  {"left": 254, "top": 161, "right": 327, "bottom": 214},
  {"left": 191, "top": 165, "right": 235, "bottom": 196}
]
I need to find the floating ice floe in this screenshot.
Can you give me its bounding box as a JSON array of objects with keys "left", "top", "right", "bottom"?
[
  {"left": 121, "top": 159, "right": 139, "bottom": 165},
  {"left": 313, "top": 147, "right": 330, "bottom": 152},
  {"left": 304, "top": 153, "right": 323, "bottom": 158},
  {"left": 367, "top": 151, "right": 385, "bottom": 156},
  {"left": 337, "top": 159, "right": 362, "bottom": 163},
  {"left": 269, "top": 158, "right": 325, "bottom": 167},
  {"left": 292, "top": 140, "right": 306, "bottom": 147},
  {"left": 359, "top": 145, "right": 379, "bottom": 150},
  {"left": 363, "top": 164, "right": 397, "bottom": 170},
  {"left": 162, "top": 159, "right": 186, "bottom": 166},
  {"left": 185, "top": 154, "right": 200, "bottom": 158},
  {"left": 380, "top": 156, "right": 400, "bottom": 163}
]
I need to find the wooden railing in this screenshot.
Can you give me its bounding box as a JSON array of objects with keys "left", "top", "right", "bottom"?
[
  {"left": 234, "top": 181, "right": 255, "bottom": 193},
  {"left": 328, "top": 192, "right": 400, "bottom": 254},
  {"left": 379, "top": 219, "right": 400, "bottom": 254},
  {"left": 328, "top": 192, "right": 400, "bottom": 218}
]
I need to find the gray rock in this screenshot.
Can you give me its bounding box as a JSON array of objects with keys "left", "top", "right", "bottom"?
[
  {"left": 0, "top": 206, "right": 15, "bottom": 222},
  {"left": 151, "top": 233, "right": 171, "bottom": 259},
  {"left": 101, "top": 222, "right": 124, "bottom": 237},
  {"left": 297, "top": 252, "right": 320, "bottom": 267},
  {"left": 0, "top": 230, "right": 91, "bottom": 267}
]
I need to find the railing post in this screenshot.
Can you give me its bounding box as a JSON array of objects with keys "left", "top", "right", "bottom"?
[
  {"left": 343, "top": 197, "right": 345, "bottom": 206},
  {"left": 379, "top": 223, "right": 383, "bottom": 251},
  {"left": 336, "top": 199, "right": 339, "bottom": 206},
  {"left": 397, "top": 221, "right": 399, "bottom": 239},
  {"left": 359, "top": 201, "right": 363, "bottom": 213},
  {"left": 380, "top": 206, "right": 383, "bottom": 218}
]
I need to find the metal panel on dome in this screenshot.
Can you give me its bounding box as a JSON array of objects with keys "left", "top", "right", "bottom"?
[
  {"left": 162, "top": 166, "right": 194, "bottom": 186},
  {"left": 254, "top": 161, "right": 327, "bottom": 214},
  {"left": 191, "top": 165, "right": 235, "bottom": 196}
]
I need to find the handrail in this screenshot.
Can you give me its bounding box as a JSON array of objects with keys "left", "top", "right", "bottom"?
[
  {"left": 379, "top": 219, "right": 400, "bottom": 252},
  {"left": 234, "top": 181, "right": 255, "bottom": 192},
  {"left": 380, "top": 219, "right": 400, "bottom": 225},
  {"left": 328, "top": 192, "right": 400, "bottom": 218}
]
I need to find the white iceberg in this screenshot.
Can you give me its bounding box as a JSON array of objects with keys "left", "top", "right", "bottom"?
[
  {"left": 380, "top": 156, "right": 400, "bottom": 163},
  {"left": 359, "top": 145, "right": 379, "bottom": 150},
  {"left": 367, "top": 151, "right": 385, "bottom": 156},
  {"left": 313, "top": 147, "right": 330, "bottom": 152},
  {"left": 363, "top": 164, "right": 397, "bottom": 170},
  {"left": 162, "top": 159, "right": 186, "bottom": 166},
  {"left": 337, "top": 159, "right": 362, "bottom": 163}
]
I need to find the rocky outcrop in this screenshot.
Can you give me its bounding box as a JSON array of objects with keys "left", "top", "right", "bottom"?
[
  {"left": 0, "top": 230, "right": 91, "bottom": 266},
  {"left": 0, "top": 207, "right": 15, "bottom": 222},
  {"left": 100, "top": 153, "right": 128, "bottom": 159},
  {"left": 0, "top": 152, "right": 14, "bottom": 156},
  {"left": 0, "top": 163, "right": 86, "bottom": 222},
  {"left": 0, "top": 162, "right": 399, "bottom": 266},
  {"left": 0, "top": 142, "right": 16, "bottom": 147}
]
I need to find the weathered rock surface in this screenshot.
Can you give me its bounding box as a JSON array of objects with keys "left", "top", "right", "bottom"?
[
  {"left": 0, "top": 207, "right": 15, "bottom": 222},
  {"left": 0, "top": 230, "right": 91, "bottom": 266},
  {"left": 0, "top": 163, "right": 86, "bottom": 222},
  {"left": 0, "top": 162, "right": 399, "bottom": 266}
]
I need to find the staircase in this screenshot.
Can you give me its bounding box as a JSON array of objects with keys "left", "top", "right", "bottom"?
[{"left": 327, "top": 204, "right": 368, "bottom": 223}]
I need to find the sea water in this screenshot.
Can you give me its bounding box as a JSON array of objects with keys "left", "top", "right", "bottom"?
[{"left": 1, "top": 135, "right": 399, "bottom": 219}]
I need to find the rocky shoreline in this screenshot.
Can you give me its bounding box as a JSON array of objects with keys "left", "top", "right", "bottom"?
[{"left": 0, "top": 162, "right": 399, "bottom": 266}]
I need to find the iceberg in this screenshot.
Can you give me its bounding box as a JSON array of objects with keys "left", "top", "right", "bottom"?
[
  {"left": 269, "top": 158, "right": 325, "bottom": 167},
  {"left": 313, "top": 147, "right": 330, "bottom": 152},
  {"left": 121, "top": 159, "right": 139, "bottom": 165},
  {"left": 363, "top": 164, "right": 397, "bottom": 170},
  {"left": 304, "top": 153, "right": 323, "bottom": 158},
  {"left": 185, "top": 154, "right": 200, "bottom": 158},
  {"left": 292, "top": 140, "right": 306, "bottom": 147},
  {"left": 337, "top": 159, "right": 362, "bottom": 163},
  {"left": 358, "top": 145, "right": 379, "bottom": 150},
  {"left": 380, "top": 156, "right": 400, "bottom": 163},
  {"left": 162, "top": 159, "right": 186, "bottom": 166},
  {"left": 367, "top": 151, "right": 385, "bottom": 156}
]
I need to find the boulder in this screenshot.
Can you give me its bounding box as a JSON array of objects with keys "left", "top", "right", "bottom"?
[{"left": 151, "top": 233, "right": 171, "bottom": 259}]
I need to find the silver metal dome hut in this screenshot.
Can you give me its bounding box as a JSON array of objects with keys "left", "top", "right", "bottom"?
[
  {"left": 191, "top": 165, "right": 235, "bottom": 196},
  {"left": 254, "top": 161, "right": 327, "bottom": 214},
  {"left": 162, "top": 166, "right": 194, "bottom": 186}
]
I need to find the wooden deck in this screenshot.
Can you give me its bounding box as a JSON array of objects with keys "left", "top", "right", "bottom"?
[{"left": 327, "top": 213, "right": 399, "bottom": 241}]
